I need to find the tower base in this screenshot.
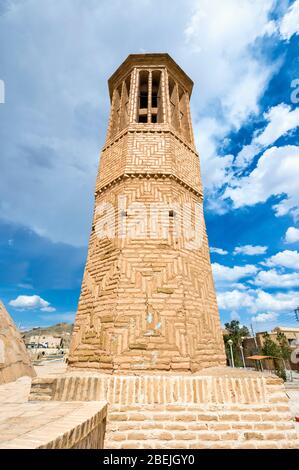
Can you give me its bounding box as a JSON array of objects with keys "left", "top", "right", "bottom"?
[{"left": 29, "top": 367, "right": 299, "bottom": 449}]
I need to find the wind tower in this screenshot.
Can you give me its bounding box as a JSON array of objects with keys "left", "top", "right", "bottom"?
[{"left": 68, "top": 54, "right": 226, "bottom": 373}]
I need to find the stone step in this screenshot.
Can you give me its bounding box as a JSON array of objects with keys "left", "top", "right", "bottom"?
[
  {"left": 108, "top": 403, "right": 291, "bottom": 413},
  {"left": 106, "top": 427, "right": 298, "bottom": 440},
  {"left": 107, "top": 410, "right": 293, "bottom": 423},
  {"left": 106, "top": 420, "right": 295, "bottom": 432},
  {"left": 105, "top": 439, "right": 297, "bottom": 449}
]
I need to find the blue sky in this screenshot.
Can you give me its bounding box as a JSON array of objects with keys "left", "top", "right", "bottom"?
[{"left": 0, "top": 0, "right": 299, "bottom": 333}]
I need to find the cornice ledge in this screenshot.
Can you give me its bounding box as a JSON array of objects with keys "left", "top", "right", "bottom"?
[{"left": 95, "top": 172, "right": 203, "bottom": 200}]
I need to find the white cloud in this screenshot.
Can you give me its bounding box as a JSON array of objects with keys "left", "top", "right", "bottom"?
[
  {"left": 40, "top": 306, "right": 56, "bottom": 313},
  {"left": 252, "top": 312, "right": 277, "bottom": 323},
  {"left": 263, "top": 250, "right": 299, "bottom": 269},
  {"left": 235, "top": 143, "right": 260, "bottom": 169},
  {"left": 9, "top": 295, "right": 55, "bottom": 311},
  {"left": 285, "top": 227, "right": 299, "bottom": 244},
  {"left": 235, "top": 104, "right": 299, "bottom": 167},
  {"left": 279, "top": 0, "right": 299, "bottom": 40},
  {"left": 217, "top": 289, "right": 253, "bottom": 310},
  {"left": 184, "top": 0, "right": 278, "bottom": 192},
  {"left": 254, "top": 268, "right": 299, "bottom": 288},
  {"left": 230, "top": 283, "right": 249, "bottom": 291},
  {"left": 193, "top": 117, "right": 233, "bottom": 193},
  {"left": 224, "top": 145, "right": 299, "bottom": 220},
  {"left": 252, "top": 290, "right": 299, "bottom": 313},
  {"left": 217, "top": 289, "right": 254, "bottom": 310},
  {"left": 234, "top": 245, "right": 268, "bottom": 256},
  {"left": 212, "top": 263, "right": 258, "bottom": 282},
  {"left": 218, "top": 288, "right": 299, "bottom": 314},
  {"left": 210, "top": 247, "right": 228, "bottom": 255},
  {"left": 255, "top": 104, "right": 299, "bottom": 147}
]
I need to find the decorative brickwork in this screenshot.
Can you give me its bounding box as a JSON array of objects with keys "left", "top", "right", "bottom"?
[{"left": 68, "top": 53, "right": 226, "bottom": 373}]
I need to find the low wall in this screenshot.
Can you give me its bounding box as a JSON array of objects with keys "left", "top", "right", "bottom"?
[
  {"left": 29, "top": 368, "right": 299, "bottom": 449},
  {"left": 30, "top": 373, "right": 270, "bottom": 404}
]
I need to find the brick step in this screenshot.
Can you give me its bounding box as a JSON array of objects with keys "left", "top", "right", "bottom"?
[
  {"left": 108, "top": 403, "right": 290, "bottom": 412},
  {"left": 106, "top": 420, "right": 295, "bottom": 432},
  {"left": 105, "top": 439, "right": 298, "bottom": 449},
  {"left": 106, "top": 428, "right": 298, "bottom": 440},
  {"left": 108, "top": 410, "right": 293, "bottom": 423}
]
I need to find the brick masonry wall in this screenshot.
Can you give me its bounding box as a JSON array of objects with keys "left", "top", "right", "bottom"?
[
  {"left": 106, "top": 403, "right": 298, "bottom": 449},
  {"left": 69, "top": 149, "right": 225, "bottom": 372},
  {"left": 29, "top": 371, "right": 299, "bottom": 449},
  {"left": 31, "top": 373, "right": 269, "bottom": 404}
]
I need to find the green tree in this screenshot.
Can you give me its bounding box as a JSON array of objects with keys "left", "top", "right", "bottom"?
[
  {"left": 224, "top": 320, "right": 250, "bottom": 367},
  {"left": 261, "top": 332, "right": 287, "bottom": 381},
  {"left": 277, "top": 332, "right": 292, "bottom": 361},
  {"left": 261, "top": 332, "right": 281, "bottom": 357},
  {"left": 277, "top": 332, "right": 292, "bottom": 380}
]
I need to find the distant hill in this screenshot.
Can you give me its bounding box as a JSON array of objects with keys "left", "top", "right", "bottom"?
[{"left": 22, "top": 322, "right": 73, "bottom": 345}]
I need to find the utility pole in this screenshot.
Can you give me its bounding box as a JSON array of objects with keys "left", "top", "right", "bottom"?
[
  {"left": 228, "top": 339, "right": 235, "bottom": 368},
  {"left": 240, "top": 338, "right": 246, "bottom": 368},
  {"left": 251, "top": 323, "right": 258, "bottom": 351}
]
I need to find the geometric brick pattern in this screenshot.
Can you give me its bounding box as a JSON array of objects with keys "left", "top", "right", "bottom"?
[
  {"left": 68, "top": 53, "right": 226, "bottom": 373},
  {"left": 69, "top": 176, "right": 225, "bottom": 372}
]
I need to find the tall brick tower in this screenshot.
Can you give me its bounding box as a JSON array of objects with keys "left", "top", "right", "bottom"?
[{"left": 68, "top": 54, "right": 226, "bottom": 373}]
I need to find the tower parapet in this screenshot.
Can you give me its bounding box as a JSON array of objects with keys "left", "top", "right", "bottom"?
[{"left": 107, "top": 53, "right": 194, "bottom": 144}]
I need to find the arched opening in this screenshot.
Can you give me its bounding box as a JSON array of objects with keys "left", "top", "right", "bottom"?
[
  {"left": 151, "top": 70, "right": 162, "bottom": 123},
  {"left": 138, "top": 70, "right": 149, "bottom": 123}
]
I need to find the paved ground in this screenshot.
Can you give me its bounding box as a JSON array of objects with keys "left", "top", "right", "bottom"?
[
  {"left": 0, "top": 399, "right": 104, "bottom": 449},
  {"left": 34, "top": 360, "right": 67, "bottom": 376},
  {"left": 0, "top": 363, "right": 106, "bottom": 448},
  {"left": 0, "top": 376, "right": 31, "bottom": 404},
  {"left": 0, "top": 361, "right": 67, "bottom": 403},
  {"left": 286, "top": 386, "right": 299, "bottom": 433},
  {"left": 285, "top": 369, "right": 299, "bottom": 433}
]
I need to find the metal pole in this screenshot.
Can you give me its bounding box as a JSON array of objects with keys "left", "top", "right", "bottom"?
[
  {"left": 240, "top": 345, "right": 246, "bottom": 368},
  {"left": 229, "top": 342, "right": 235, "bottom": 368},
  {"left": 282, "top": 358, "right": 288, "bottom": 381},
  {"left": 251, "top": 323, "right": 258, "bottom": 351}
]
